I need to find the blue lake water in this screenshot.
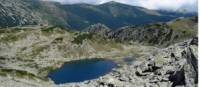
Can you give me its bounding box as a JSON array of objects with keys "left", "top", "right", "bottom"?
[{"left": 48, "top": 59, "right": 117, "bottom": 84}]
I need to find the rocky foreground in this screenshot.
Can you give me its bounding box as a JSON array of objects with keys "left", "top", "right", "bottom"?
[{"left": 68, "top": 37, "right": 198, "bottom": 87}]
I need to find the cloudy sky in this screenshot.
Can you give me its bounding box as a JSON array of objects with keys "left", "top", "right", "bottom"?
[{"left": 45, "top": 0, "right": 198, "bottom": 12}]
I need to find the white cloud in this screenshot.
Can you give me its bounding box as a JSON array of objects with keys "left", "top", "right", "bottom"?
[
  {"left": 136, "top": 0, "right": 197, "bottom": 12},
  {"left": 45, "top": 0, "right": 198, "bottom": 12}
]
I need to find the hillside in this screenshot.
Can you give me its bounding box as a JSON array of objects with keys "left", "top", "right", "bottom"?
[
  {"left": 0, "top": 0, "right": 196, "bottom": 30},
  {"left": 0, "top": 0, "right": 69, "bottom": 27}
]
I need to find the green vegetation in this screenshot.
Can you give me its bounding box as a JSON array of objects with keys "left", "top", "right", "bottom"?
[
  {"left": 38, "top": 66, "right": 57, "bottom": 78},
  {"left": 52, "top": 37, "right": 63, "bottom": 44},
  {"left": 41, "top": 25, "right": 65, "bottom": 32},
  {"left": 0, "top": 32, "right": 27, "bottom": 43},
  {"left": 41, "top": 26, "right": 57, "bottom": 32},
  {"left": 0, "top": 68, "right": 43, "bottom": 80},
  {"left": 0, "top": 29, "right": 9, "bottom": 34},
  {"left": 143, "top": 23, "right": 169, "bottom": 29},
  {"left": 41, "top": 26, "right": 65, "bottom": 34},
  {"left": 31, "top": 45, "right": 49, "bottom": 57},
  {"left": 0, "top": 28, "right": 32, "bottom": 43},
  {"left": 72, "top": 33, "right": 94, "bottom": 44},
  {"left": 41, "top": 26, "right": 74, "bottom": 36},
  {"left": 0, "top": 28, "right": 23, "bottom": 33},
  {"left": 168, "top": 19, "right": 197, "bottom": 38},
  {"left": 0, "top": 34, "right": 19, "bottom": 42},
  {"left": 39, "top": 66, "right": 55, "bottom": 73}
]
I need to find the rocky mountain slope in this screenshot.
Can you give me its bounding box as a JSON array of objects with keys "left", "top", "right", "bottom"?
[
  {"left": 0, "top": 26, "right": 197, "bottom": 87},
  {"left": 0, "top": 0, "right": 69, "bottom": 27},
  {"left": 87, "top": 16, "right": 198, "bottom": 46},
  {"left": 69, "top": 37, "right": 198, "bottom": 87},
  {"left": 0, "top": 0, "right": 196, "bottom": 30}
]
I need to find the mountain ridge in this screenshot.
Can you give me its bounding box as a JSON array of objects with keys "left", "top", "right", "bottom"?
[
  {"left": 86, "top": 16, "right": 198, "bottom": 46},
  {"left": 0, "top": 0, "right": 197, "bottom": 30}
]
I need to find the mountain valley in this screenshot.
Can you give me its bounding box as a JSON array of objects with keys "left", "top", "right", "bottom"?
[{"left": 0, "top": 0, "right": 198, "bottom": 87}]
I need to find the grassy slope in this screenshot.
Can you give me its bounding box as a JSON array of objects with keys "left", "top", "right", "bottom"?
[
  {"left": 167, "top": 17, "right": 198, "bottom": 38},
  {"left": 0, "top": 26, "right": 151, "bottom": 80}
]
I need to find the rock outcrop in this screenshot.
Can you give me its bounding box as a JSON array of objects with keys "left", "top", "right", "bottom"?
[
  {"left": 108, "top": 24, "right": 176, "bottom": 46},
  {"left": 85, "top": 23, "right": 111, "bottom": 37}
]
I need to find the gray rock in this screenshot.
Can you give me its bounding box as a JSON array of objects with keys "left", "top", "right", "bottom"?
[{"left": 85, "top": 23, "right": 111, "bottom": 37}]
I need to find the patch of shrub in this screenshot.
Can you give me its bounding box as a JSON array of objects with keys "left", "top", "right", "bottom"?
[
  {"left": 0, "top": 69, "right": 42, "bottom": 80},
  {"left": 41, "top": 25, "right": 72, "bottom": 33},
  {"left": 52, "top": 37, "right": 63, "bottom": 43},
  {"left": 31, "top": 45, "right": 49, "bottom": 57},
  {"left": 72, "top": 33, "right": 94, "bottom": 44},
  {"left": 0, "top": 34, "right": 19, "bottom": 42}
]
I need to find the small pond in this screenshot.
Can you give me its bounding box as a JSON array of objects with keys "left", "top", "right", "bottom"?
[{"left": 48, "top": 58, "right": 117, "bottom": 84}]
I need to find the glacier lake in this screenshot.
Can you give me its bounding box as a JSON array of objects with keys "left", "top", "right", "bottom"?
[{"left": 48, "top": 58, "right": 117, "bottom": 84}]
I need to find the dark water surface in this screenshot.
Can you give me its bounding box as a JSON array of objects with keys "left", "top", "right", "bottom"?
[{"left": 48, "top": 59, "right": 117, "bottom": 84}]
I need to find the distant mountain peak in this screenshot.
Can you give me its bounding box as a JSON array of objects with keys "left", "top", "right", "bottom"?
[
  {"left": 102, "top": 1, "right": 121, "bottom": 5},
  {"left": 106, "top": 1, "right": 118, "bottom": 4}
]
